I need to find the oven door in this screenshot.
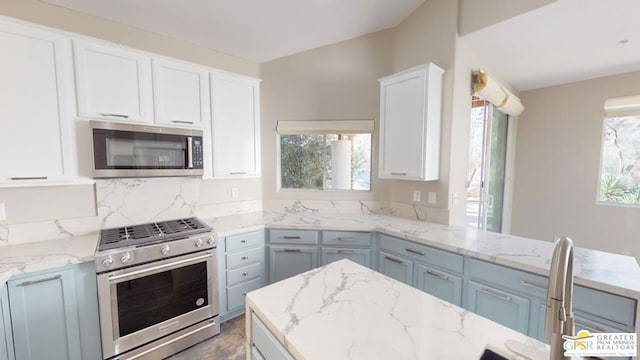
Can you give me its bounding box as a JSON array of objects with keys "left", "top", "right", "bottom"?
[{"left": 97, "top": 249, "right": 218, "bottom": 359}]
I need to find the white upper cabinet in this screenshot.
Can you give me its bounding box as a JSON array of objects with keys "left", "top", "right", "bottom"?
[
  {"left": 73, "top": 39, "right": 153, "bottom": 123},
  {"left": 0, "top": 20, "right": 75, "bottom": 184},
  {"left": 210, "top": 72, "right": 261, "bottom": 178},
  {"left": 378, "top": 63, "right": 444, "bottom": 181},
  {"left": 152, "top": 58, "right": 209, "bottom": 128}
]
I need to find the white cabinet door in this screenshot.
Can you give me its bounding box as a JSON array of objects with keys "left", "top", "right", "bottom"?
[
  {"left": 378, "top": 63, "right": 444, "bottom": 181},
  {"left": 73, "top": 39, "right": 152, "bottom": 122},
  {"left": 210, "top": 72, "right": 261, "bottom": 178},
  {"left": 0, "top": 20, "right": 74, "bottom": 184},
  {"left": 152, "top": 58, "right": 209, "bottom": 127}
]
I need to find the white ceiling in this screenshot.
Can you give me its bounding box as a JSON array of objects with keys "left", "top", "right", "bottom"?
[
  {"left": 40, "top": 0, "right": 425, "bottom": 63},
  {"left": 462, "top": 0, "right": 640, "bottom": 91}
]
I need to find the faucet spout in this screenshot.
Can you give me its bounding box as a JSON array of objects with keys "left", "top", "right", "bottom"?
[{"left": 545, "top": 237, "right": 575, "bottom": 360}]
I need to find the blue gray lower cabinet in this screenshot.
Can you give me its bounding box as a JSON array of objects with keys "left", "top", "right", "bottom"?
[
  {"left": 466, "top": 280, "right": 531, "bottom": 334},
  {"left": 414, "top": 264, "right": 462, "bottom": 306},
  {"left": 378, "top": 251, "right": 413, "bottom": 285},
  {"left": 251, "top": 312, "right": 294, "bottom": 360},
  {"left": 7, "top": 262, "right": 101, "bottom": 360},
  {"left": 269, "top": 245, "right": 318, "bottom": 283},
  {"left": 1, "top": 285, "right": 14, "bottom": 360},
  {"left": 321, "top": 248, "right": 371, "bottom": 268}
]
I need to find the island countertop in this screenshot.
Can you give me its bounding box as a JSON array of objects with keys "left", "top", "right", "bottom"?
[{"left": 246, "top": 259, "right": 549, "bottom": 360}]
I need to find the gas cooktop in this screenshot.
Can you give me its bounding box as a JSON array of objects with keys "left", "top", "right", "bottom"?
[{"left": 98, "top": 217, "right": 212, "bottom": 251}]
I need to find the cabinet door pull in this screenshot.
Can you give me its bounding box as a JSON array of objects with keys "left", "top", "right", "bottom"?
[
  {"left": 283, "top": 249, "right": 301, "bottom": 253},
  {"left": 480, "top": 287, "right": 512, "bottom": 302},
  {"left": 10, "top": 176, "right": 48, "bottom": 181},
  {"left": 18, "top": 274, "right": 61, "bottom": 287},
  {"left": 241, "top": 256, "right": 248, "bottom": 260},
  {"left": 283, "top": 236, "right": 301, "bottom": 240},
  {"left": 171, "top": 120, "right": 194, "bottom": 124},
  {"left": 384, "top": 256, "right": 403, "bottom": 264},
  {"left": 242, "top": 272, "right": 249, "bottom": 277},
  {"left": 98, "top": 113, "right": 129, "bottom": 118},
  {"left": 426, "top": 269, "right": 449, "bottom": 280},
  {"left": 405, "top": 248, "right": 426, "bottom": 256},
  {"left": 337, "top": 250, "right": 355, "bottom": 254},
  {"left": 336, "top": 237, "right": 356, "bottom": 241},
  {"left": 390, "top": 172, "right": 407, "bottom": 176},
  {"left": 519, "top": 280, "right": 546, "bottom": 292},
  {"left": 229, "top": 172, "right": 247, "bottom": 175},
  {"left": 240, "top": 240, "right": 247, "bottom": 244}
]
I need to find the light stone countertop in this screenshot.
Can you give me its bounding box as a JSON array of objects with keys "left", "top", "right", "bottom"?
[
  {"left": 1, "top": 211, "right": 639, "bottom": 302},
  {"left": 246, "top": 259, "right": 549, "bottom": 360}
]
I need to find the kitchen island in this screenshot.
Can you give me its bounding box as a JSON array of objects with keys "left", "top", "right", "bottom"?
[{"left": 245, "top": 259, "right": 549, "bottom": 360}]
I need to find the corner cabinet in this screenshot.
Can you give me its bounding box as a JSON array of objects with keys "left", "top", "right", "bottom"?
[
  {"left": 7, "top": 263, "right": 101, "bottom": 360},
  {"left": 0, "top": 20, "right": 75, "bottom": 184},
  {"left": 210, "top": 72, "right": 261, "bottom": 178},
  {"left": 152, "top": 58, "right": 210, "bottom": 128},
  {"left": 1, "top": 285, "right": 14, "bottom": 360},
  {"left": 378, "top": 63, "right": 444, "bottom": 181},
  {"left": 73, "top": 39, "right": 153, "bottom": 122}
]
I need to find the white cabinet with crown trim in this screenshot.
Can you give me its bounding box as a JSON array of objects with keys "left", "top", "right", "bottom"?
[
  {"left": 210, "top": 71, "right": 261, "bottom": 178},
  {"left": 378, "top": 63, "right": 444, "bottom": 181}
]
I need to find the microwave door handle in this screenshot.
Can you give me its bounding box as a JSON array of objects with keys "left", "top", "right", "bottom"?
[{"left": 187, "top": 137, "right": 194, "bottom": 169}]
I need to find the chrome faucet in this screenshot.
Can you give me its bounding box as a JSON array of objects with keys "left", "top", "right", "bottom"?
[{"left": 545, "top": 237, "right": 575, "bottom": 360}]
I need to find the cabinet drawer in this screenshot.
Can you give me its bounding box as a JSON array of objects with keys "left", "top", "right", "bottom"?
[
  {"left": 468, "top": 258, "right": 549, "bottom": 299},
  {"left": 574, "top": 286, "right": 636, "bottom": 329},
  {"left": 379, "top": 235, "right": 463, "bottom": 274},
  {"left": 252, "top": 346, "right": 266, "bottom": 360},
  {"left": 226, "top": 247, "right": 263, "bottom": 269},
  {"left": 227, "top": 262, "right": 263, "bottom": 286},
  {"left": 322, "top": 231, "right": 372, "bottom": 246},
  {"left": 269, "top": 229, "right": 318, "bottom": 245},
  {"left": 226, "top": 231, "right": 264, "bottom": 252},
  {"left": 227, "top": 278, "right": 262, "bottom": 311},
  {"left": 251, "top": 313, "right": 294, "bottom": 360}
]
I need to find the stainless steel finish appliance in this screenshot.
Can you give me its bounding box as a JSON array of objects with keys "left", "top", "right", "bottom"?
[
  {"left": 95, "top": 218, "right": 220, "bottom": 360},
  {"left": 91, "top": 120, "right": 204, "bottom": 178}
]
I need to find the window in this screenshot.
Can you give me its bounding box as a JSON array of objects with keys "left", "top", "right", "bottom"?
[
  {"left": 277, "top": 120, "right": 373, "bottom": 191},
  {"left": 598, "top": 96, "right": 640, "bottom": 206}
]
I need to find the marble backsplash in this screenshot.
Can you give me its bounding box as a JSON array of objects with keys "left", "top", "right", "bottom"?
[{"left": 0, "top": 178, "right": 449, "bottom": 246}]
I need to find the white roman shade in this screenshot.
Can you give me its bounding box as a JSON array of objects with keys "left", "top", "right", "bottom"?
[
  {"left": 472, "top": 70, "right": 524, "bottom": 116},
  {"left": 276, "top": 119, "right": 375, "bottom": 134},
  {"left": 604, "top": 95, "right": 640, "bottom": 118}
]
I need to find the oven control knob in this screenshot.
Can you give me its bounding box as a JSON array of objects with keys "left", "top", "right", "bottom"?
[
  {"left": 195, "top": 239, "right": 203, "bottom": 248},
  {"left": 120, "top": 252, "right": 133, "bottom": 264},
  {"left": 207, "top": 236, "right": 216, "bottom": 246},
  {"left": 102, "top": 257, "right": 114, "bottom": 268},
  {"left": 161, "top": 245, "right": 171, "bottom": 255}
]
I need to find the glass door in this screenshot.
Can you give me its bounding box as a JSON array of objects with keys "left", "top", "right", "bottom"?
[{"left": 467, "top": 98, "right": 509, "bottom": 232}]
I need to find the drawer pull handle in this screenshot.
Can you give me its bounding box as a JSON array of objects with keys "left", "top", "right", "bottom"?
[
  {"left": 242, "top": 272, "right": 249, "bottom": 277},
  {"left": 99, "top": 113, "right": 129, "bottom": 118},
  {"left": 480, "top": 287, "right": 512, "bottom": 302},
  {"left": 18, "top": 275, "right": 61, "bottom": 287},
  {"left": 171, "top": 120, "right": 194, "bottom": 124},
  {"left": 240, "top": 240, "right": 247, "bottom": 244},
  {"left": 519, "top": 280, "right": 546, "bottom": 292},
  {"left": 10, "top": 176, "right": 48, "bottom": 181},
  {"left": 390, "top": 172, "right": 407, "bottom": 176},
  {"left": 229, "top": 172, "right": 247, "bottom": 175},
  {"left": 283, "top": 249, "right": 301, "bottom": 253},
  {"left": 243, "top": 292, "right": 247, "bottom": 296},
  {"left": 384, "top": 256, "right": 402, "bottom": 264},
  {"left": 405, "top": 248, "right": 426, "bottom": 256},
  {"left": 338, "top": 250, "right": 355, "bottom": 254},
  {"left": 426, "top": 269, "right": 449, "bottom": 280},
  {"left": 241, "top": 256, "right": 248, "bottom": 260},
  {"left": 337, "top": 237, "right": 356, "bottom": 241},
  {"left": 283, "top": 236, "right": 301, "bottom": 240}
]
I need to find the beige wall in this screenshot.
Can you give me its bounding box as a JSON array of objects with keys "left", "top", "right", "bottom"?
[
  {"left": 260, "top": 30, "right": 394, "bottom": 201},
  {"left": 457, "top": 0, "right": 556, "bottom": 36},
  {"left": 512, "top": 71, "right": 640, "bottom": 260}
]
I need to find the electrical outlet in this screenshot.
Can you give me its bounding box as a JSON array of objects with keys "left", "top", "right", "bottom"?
[
  {"left": 451, "top": 192, "right": 459, "bottom": 205},
  {"left": 231, "top": 188, "right": 239, "bottom": 200},
  {"left": 412, "top": 190, "right": 421, "bottom": 202},
  {"left": 428, "top": 192, "right": 437, "bottom": 204},
  {"left": 0, "top": 203, "right": 5, "bottom": 221}
]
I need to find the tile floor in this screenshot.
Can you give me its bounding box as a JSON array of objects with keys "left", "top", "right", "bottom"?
[{"left": 169, "top": 315, "right": 246, "bottom": 360}]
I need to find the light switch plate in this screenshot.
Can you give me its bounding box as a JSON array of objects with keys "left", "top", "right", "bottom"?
[
  {"left": 428, "top": 192, "right": 437, "bottom": 204},
  {"left": 412, "top": 190, "right": 421, "bottom": 202},
  {"left": 0, "top": 203, "right": 5, "bottom": 221},
  {"left": 231, "top": 187, "right": 239, "bottom": 200}
]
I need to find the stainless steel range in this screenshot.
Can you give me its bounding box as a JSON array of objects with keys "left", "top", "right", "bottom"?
[{"left": 95, "top": 217, "right": 220, "bottom": 360}]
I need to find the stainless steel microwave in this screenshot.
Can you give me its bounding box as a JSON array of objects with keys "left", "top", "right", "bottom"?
[{"left": 91, "top": 121, "right": 204, "bottom": 178}]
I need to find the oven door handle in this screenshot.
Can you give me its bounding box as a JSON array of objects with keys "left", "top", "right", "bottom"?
[{"left": 108, "top": 252, "right": 213, "bottom": 282}]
